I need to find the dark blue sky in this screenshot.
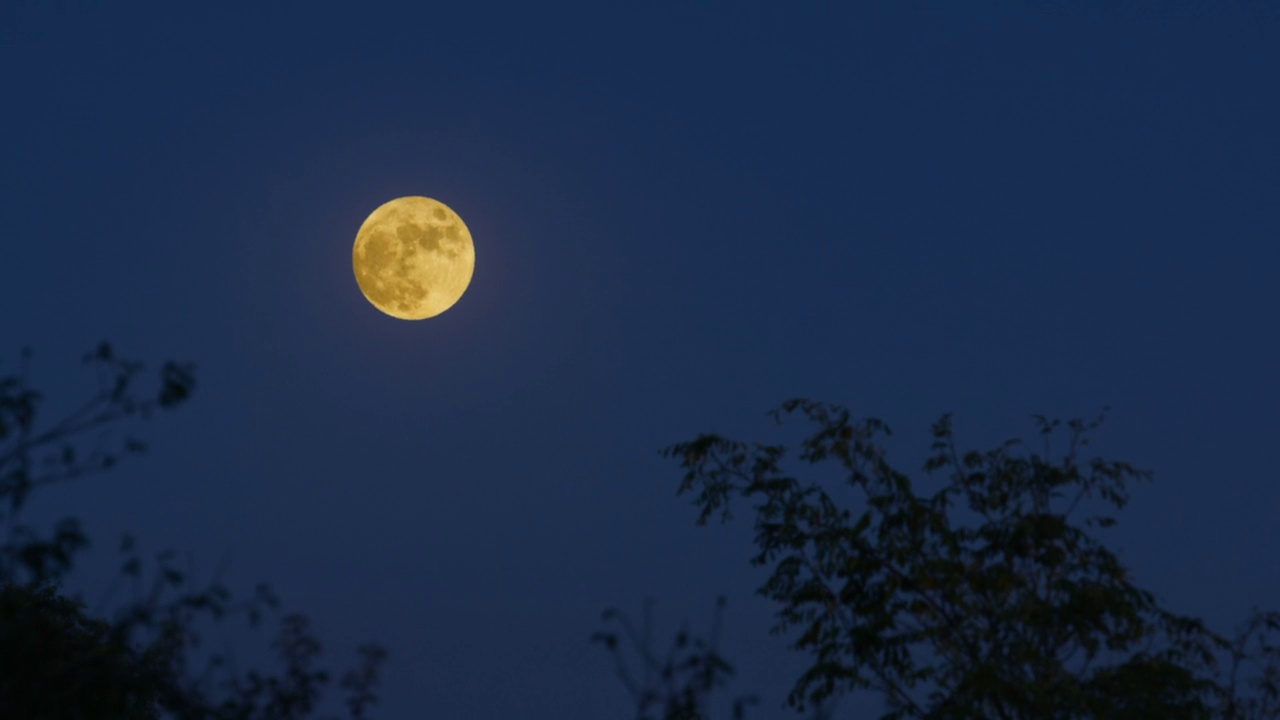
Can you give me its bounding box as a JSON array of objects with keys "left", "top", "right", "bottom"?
[{"left": 3, "top": 1, "right": 1278, "bottom": 718}]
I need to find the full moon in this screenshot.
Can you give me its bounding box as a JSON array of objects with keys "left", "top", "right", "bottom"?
[{"left": 352, "top": 196, "right": 475, "bottom": 320}]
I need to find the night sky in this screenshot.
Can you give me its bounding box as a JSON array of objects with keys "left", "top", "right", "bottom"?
[{"left": 4, "top": 2, "right": 1279, "bottom": 718}]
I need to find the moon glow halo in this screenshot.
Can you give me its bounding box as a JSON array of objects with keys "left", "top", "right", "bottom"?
[{"left": 352, "top": 196, "right": 475, "bottom": 320}]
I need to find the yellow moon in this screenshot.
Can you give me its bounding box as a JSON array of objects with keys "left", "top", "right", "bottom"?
[{"left": 352, "top": 196, "right": 475, "bottom": 320}]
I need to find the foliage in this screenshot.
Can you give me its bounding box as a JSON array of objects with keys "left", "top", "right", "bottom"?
[
  {"left": 593, "top": 596, "right": 761, "bottom": 720},
  {"left": 0, "top": 342, "right": 192, "bottom": 585},
  {"left": 0, "top": 581, "right": 160, "bottom": 719},
  {"left": 625, "top": 398, "right": 1280, "bottom": 719},
  {"left": 0, "top": 343, "right": 386, "bottom": 719}
]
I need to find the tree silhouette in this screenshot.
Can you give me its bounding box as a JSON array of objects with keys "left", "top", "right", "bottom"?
[
  {"left": 601, "top": 398, "right": 1280, "bottom": 719},
  {"left": 0, "top": 343, "right": 386, "bottom": 719},
  {"left": 0, "top": 581, "right": 161, "bottom": 719},
  {"left": 592, "top": 595, "right": 762, "bottom": 720}
]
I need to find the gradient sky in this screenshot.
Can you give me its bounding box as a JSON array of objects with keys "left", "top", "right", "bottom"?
[{"left": 3, "top": 2, "right": 1279, "bottom": 718}]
